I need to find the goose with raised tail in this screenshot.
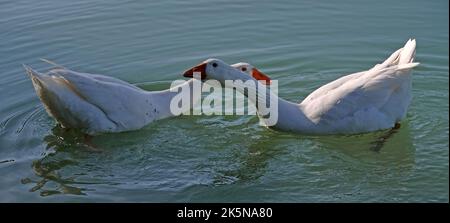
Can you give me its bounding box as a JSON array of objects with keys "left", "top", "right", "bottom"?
[
  {"left": 183, "top": 39, "right": 419, "bottom": 134},
  {"left": 23, "top": 60, "right": 203, "bottom": 135},
  {"left": 24, "top": 60, "right": 255, "bottom": 136}
]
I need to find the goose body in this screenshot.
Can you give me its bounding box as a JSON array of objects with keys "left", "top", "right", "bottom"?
[
  {"left": 24, "top": 64, "right": 197, "bottom": 135},
  {"left": 184, "top": 39, "right": 419, "bottom": 135}
]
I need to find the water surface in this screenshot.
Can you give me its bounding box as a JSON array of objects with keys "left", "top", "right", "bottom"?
[{"left": 0, "top": 0, "right": 448, "bottom": 202}]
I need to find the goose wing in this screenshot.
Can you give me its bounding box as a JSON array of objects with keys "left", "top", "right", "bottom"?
[
  {"left": 44, "top": 68, "right": 152, "bottom": 130},
  {"left": 300, "top": 39, "right": 418, "bottom": 126}
]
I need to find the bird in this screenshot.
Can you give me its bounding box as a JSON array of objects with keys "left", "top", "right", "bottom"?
[
  {"left": 183, "top": 39, "right": 419, "bottom": 135},
  {"left": 24, "top": 60, "right": 253, "bottom": 137},
  {"left": 24, "top": 60, "right": 203, "bottom": 139}
]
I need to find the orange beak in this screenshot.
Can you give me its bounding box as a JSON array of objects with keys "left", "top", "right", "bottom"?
[
  {"left": 183, "top": 63, "right": 207, "bottom": 79},
  {"left": 252, "top": 68, "right": 272, "bottom": 85}
]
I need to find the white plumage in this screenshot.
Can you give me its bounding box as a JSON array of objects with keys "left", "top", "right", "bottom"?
[
  {"left": 24, "top": 63, "right": 196, "bottom": 135},
  {"left": 191, "top": 39, "right": 419, "bottom": 134},
  {"left": 297, "top": 39, "right": 418, "bottom": 134}
]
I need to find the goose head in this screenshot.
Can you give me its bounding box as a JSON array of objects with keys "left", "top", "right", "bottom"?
[
  {"left": 231, "top": 62, "right": 271, "bottom": 85},
  {"left": 183, "top": 58, "right": 271, "bottom": 85}
]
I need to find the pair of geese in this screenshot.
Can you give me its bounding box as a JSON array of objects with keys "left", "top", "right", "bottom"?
[{"left": 25, "top": 39, "right": 418, "bottom": 139}]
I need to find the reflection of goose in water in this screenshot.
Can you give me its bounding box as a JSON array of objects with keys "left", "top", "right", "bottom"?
[
  {"left": 20, "top": 115, "right": 414, "bottom": 197},
  {"left": 20, "top": 117, "right": 206, "bottom": 197},
  {"left": 211, "top": 120, "right": 415, "bottom": 185},
  {"left": 211, "top": 130, "right": 290, "bottom": 184},
  {"left": 309, "top": 121, "right": 415, "bottom": 168},
  {"left": 21, "top": 126, "right": 89, "bottom": 196}
]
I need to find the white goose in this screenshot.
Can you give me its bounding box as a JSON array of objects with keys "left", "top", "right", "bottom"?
[
  {"left": 24, "top": 61, "right": 202, "bottom": 136},
  {"left": 183, "top": 39, "right": 418, "bottom": 134},
  {"left": 24, "top": 60, "right": 251, "bottom": 136}
]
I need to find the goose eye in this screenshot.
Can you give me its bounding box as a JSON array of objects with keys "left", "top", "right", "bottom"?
[
  {"left": 241, "top": 67, "right": 247, "bottom": 72},
  {"left": 212, "top": 63, "right": 218, "bottom": 67}
]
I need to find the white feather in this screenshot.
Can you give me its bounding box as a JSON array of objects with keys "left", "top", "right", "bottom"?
[{"left": 25, "top": 65, "right": 195, "bottom": 135}]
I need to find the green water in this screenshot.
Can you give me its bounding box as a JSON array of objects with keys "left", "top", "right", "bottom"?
[{"left": 0, "top": 0, "right": 448, "bottom": 202}]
